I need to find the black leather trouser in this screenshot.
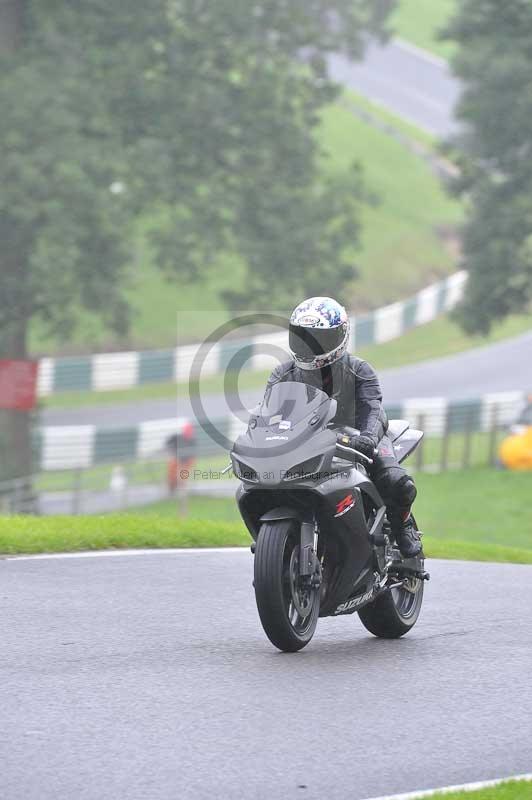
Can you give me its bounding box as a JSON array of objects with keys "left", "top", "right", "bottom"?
[{"left": 370, "top": 435, "right": 417, "bottom": 529}]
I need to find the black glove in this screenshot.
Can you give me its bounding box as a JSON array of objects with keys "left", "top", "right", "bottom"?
[
  {"left": 337, "top": 433, "right": 377, "bottom": 460},
  {"left": 355, "top": 435, "right": 378, "bottom": 459}
]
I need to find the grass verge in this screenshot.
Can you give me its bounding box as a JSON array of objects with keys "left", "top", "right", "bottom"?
[
  {"left": 390, "top": 0, "right": 457, "bottom": 61},
  {"left": 321, "top": 100, "right": 461, "bottom": 309},
  {"left": 418, "top": 779, "right": 532, "bottom": 799},
  {"left": 3, "top": 469, "right": 532, "bottom": 560},
  {"left": 343, "top": 90, "right": 436, "bottom": 147},
  {"left": 0, "top": 518, "right": 530, "bottom": 564},
  {"left": 137, "top": 468, "right": 532, "bottom": 561},
  {"left": 0, "top": 516, "right": 249, "bottom": 555}
]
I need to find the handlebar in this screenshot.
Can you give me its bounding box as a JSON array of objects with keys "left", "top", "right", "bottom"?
[{"left": 335, "top": 442, "right": 375, "bottom": 466}]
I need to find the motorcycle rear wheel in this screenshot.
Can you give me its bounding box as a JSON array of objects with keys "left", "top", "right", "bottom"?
[
  {"left": 358, "top": 578, "right": 424, "bottom": 638},
  {"left": 254, "top": 520, "right": 320, "bottom": 652}
]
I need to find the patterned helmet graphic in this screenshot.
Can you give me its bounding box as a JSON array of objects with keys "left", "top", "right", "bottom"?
[{"left": 289, "top": 297, "right": 350, "bottom": 370}]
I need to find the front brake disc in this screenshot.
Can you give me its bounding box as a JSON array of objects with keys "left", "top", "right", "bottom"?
[{"left": 289, "top": 548, "right": 312, "bottom": 618}]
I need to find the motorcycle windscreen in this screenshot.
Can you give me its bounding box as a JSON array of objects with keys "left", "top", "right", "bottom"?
[{"left": 259, "top": 381, "right": 333, "bottom": 428}]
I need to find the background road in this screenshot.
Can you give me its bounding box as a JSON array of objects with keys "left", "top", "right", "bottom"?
[
  {"left": 1, "top": 552, "right": 531, "bottom": 800},
  {"left": 42, "top": 330, "right": 532, "bottom": 428},
  {"left": 329, "top": 39, "right": 460, "bottom": 136}
]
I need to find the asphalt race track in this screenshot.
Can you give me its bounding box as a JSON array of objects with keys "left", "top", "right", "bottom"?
[
  {"left": 329, "top": 39, "right": 460, "bottom": 136},
  {"left": 1, "top": 552, "right": 531, "bottom": 800}
]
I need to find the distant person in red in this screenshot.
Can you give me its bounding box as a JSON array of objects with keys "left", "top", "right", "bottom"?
[{"left": 166, "top": 421, "right": 197, "bottom": 495}]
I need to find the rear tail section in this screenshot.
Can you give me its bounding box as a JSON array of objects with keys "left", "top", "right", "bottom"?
[{"left": 393, "top": 429, "right": 423, "bottom": 464}]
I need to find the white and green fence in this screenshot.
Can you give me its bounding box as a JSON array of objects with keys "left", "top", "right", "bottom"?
[
  {"left": 37, "top": 271, "right": 467, "bottom": 396},
  {"left": 0, "top": 388, "right": 525, "bottom": 514},
  {"left": 33, "top": 389, "right": 527, "bottom": 472}
]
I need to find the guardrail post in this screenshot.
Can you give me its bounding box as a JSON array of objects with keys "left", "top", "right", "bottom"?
[
  {"left": 12, "top": 479, "right": 21, "bottom": 514},
  {"left": 488, "top": 403, "right": 500, "bottom": 466},
  {"left": 462, "top": 406, "right": 474, "bottom": 469},
  {"left": 71, "top": 468, "right": 82, "bottom": 515},
  {"left": 415, "top": 413, "right": 425, "bottom": 472},
  {"left": 440, "top": 409, "right": 450, "bottom": 472},
  {"left": 122, "top": 465, "right": 129, "bottom": 510}
]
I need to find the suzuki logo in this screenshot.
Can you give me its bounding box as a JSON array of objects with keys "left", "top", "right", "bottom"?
[
  {"left": 335, "top": 493, "right": 355, "bottom": 517},
  {"left": 334, "top": 586, "right": 375, "bottom": 614}
]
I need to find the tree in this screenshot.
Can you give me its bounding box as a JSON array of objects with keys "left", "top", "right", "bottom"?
[
  {"left": 445, "top": 0, "right": 532, "bottom": 334},
  {"left": 0, "top": 0, "right": 394, "bottom": 480}
]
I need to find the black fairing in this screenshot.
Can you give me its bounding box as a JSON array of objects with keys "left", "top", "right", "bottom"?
[
  {"left": 233, "top": 383, "right": 386, "bottom": 616},
  {"left": 231, "top": 381, "right": 338, "bottom": 485}
]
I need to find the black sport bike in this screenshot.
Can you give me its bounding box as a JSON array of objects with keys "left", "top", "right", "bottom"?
[{"left": 231, "top": 382, "right": 429, "bottom": 652}]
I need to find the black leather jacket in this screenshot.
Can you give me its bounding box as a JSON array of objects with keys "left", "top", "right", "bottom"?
[{"left": 265, "top": 354, "right": 388, "bottom": 446}]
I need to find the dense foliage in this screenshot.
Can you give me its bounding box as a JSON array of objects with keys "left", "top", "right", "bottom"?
[
  {"left": 0, "top": 0, "right": 393, "bottom": 353},
  {"left": 0, "top": 0, "right": 394, "bottom": 479},
  {"left": 446, "top": 0, "right": 532, "bottom": 333}
]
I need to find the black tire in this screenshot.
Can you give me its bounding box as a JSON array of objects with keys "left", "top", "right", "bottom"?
[
  {"left": 358, "top": 578, "right": 424, "bottom": 638},
  {"left": 254, "top": 520, "right": 320, "bottom": 652}
]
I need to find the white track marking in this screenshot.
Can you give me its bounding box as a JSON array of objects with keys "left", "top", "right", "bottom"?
[
  {"left": 4, "top": 552, "right": 532, "bottom": 568},
  {"left": 394, "top": 38, "right": 449, "bottom": 70},
  {"left": 361, "top": 772, "right": 532, "bottom": 800},
  {"left": 2, "top": 547, "right": 250, "bottom": 562}
]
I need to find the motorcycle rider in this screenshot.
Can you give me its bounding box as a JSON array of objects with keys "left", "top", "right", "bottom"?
[{"left": 264, "top": 296, "right": 422, "bottom": 558}]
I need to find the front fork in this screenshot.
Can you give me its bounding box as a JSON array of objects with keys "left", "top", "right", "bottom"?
[{"left": 299, "top": 517, "right": 321, "bottom": 588}]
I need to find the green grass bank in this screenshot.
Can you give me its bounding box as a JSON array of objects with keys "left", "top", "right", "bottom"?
[
  {"left": 30, "top": 93, "right": 461, "bottom": 356},
  {"left": 2, "top": 469, "right": 531, "bottom": 561},
  {"left": 416, "top": 779, "right": 532, "bottom": 800},
  {"left": 391, "top": 0, "right": 457, "bottom": 60}
]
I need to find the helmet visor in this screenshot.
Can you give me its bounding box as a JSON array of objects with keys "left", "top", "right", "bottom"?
[{"left": 289, "top": 323, "right": 346, "bottom": 362}]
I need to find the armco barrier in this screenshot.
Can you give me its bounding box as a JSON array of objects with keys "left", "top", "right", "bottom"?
[
  {"left": 33, "top": 389, "right": 526, "bottom": 472},
  {"left": 37, "top": 271, "right": 468, "bottom": 396}
]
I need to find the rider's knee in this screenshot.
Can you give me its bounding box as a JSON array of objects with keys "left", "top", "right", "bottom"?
[
  {"left": 394, "top": 474, "right": 417, "bottom": 508},
  {"left": 375, "top": 469, "right": 416, "bottom": 509}
]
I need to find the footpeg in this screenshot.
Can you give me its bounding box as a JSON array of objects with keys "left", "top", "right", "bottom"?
[
  {"left": 390, "top": 562, "right": 430, "bottom": 581},
  {"left": 250, "top": 542, "right": 256, "bottom": 554}
]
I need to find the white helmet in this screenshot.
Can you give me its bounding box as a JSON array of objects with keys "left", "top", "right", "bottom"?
[{"left": 289, "top": 297, "right": 350, "bottom": 370}]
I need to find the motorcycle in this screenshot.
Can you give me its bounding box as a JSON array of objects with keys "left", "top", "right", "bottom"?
[{"left": 231, "top": 381, "right": 429, "bottom": 652}]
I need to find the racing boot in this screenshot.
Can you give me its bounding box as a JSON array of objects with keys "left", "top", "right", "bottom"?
[{"left": 393, "top": 514, "right": 422, "bottom": 558}]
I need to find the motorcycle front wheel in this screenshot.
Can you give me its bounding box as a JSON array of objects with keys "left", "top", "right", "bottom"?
[{"left": 254, "top": 519, "right": 320, "bottom": 652}]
